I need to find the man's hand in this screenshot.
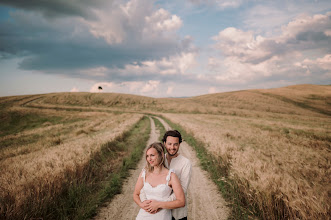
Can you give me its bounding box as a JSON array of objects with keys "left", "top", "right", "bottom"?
[{"left": 146, "top": 200, "right": 161, "bottom": 213}]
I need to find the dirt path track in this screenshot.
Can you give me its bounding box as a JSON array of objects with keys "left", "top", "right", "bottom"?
[{"left": 93, "top": 116, "right": 229, "bottom": 220}]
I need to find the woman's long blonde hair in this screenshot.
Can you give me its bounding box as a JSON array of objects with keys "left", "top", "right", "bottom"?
[{"left": 145, "top": 142, "right": 166, "bottom": 173}]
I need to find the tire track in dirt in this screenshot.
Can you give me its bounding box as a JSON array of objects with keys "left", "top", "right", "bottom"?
[
  {"left": 93, "top": 117, "right": 159, "bottom": 220},
  {"left": 93, "top": 116, "right": 230, "bottom": 220}
]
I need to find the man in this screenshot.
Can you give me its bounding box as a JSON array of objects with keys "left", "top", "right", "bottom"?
[{"left": 141, "top": 130, "right": 192, "bottom": 220}]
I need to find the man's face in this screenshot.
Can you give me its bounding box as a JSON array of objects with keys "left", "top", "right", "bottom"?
[{"left": 164, "top": 136, "right": 180, "bottom": 157}]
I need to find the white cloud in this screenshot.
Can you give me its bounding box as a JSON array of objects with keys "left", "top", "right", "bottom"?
[
  {"left": 84, "top": 0, "right": 142, "bottom": 44},
  {"left": 0, "top": 0, "right": 192, "bottom": 76},
  {"left": 85, "top": 12, "right": 124, "bottom": 44},
  {"left": 89, "top": 80, "right": 162, "bottom": 96},
  {"left": 80, "top": 50, "right": 196, "bottom": 84},
  {"left": 280, "top": 12, "right": 331, "bottom": 41},
  {"left": 208, "top": 87, "right": 218, "bottom": 94},
  {"left": 84, "top": 0, "right": 182, "bottom": 45},
  {"left": 144, "top": 8, "right": 182, "bottom": 35},
  {"left": 70, "top": 87, "right": 79, "bottom": 92},
  {"left": 209, "top": 11, "right": 331, "bottom": 85},
  {"left": 103, "top": 51, "right": 198, "bottom": 78},
  {"left": 212, "top": 27, "right": 270, "bottom": 63},
  {"left": 166, "top": 86, "right": 174, "bottom": 95},
  {"left": 120, "top": 81, "right": 144, "bottom": 92},
  {"left": 141, "top": 80, "right": 160, "bottom": 93},
  {"left": 314, "top": 54, "right": 331, "bottom": 71},
  {"left": 177, "top": 52, "right": 197, "bottom": 74},
  {"left": 215, "top": 0, "right": 242, "bottom": 9},
  {"left": 300, "top": 54, "right": 331, "bottom": 78},
  {"left": 243, "top": 5, "right": 295, "bottom": 35},
  {"left": 301, "top": 54, "right": 331, "bottom": 70},
  {"left": 87, "top": 80, "right": 221, "bottom": 97},
  {"left": 189, "top": 0, "right": 243, "bottom": 9},
  {"left": 243, "top": 1, "right": 331, "bottom": 35}
]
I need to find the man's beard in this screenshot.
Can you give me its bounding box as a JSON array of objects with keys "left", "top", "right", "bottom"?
[{"left": 166, "top": 148, "right": 178, "bottom": 156}]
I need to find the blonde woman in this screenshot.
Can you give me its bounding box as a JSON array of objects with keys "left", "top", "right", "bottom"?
[{"left": 133, "top": 142, "right": 185, "bottom": 220}]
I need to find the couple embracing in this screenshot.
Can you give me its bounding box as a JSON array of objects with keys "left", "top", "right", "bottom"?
[{"left": 133, "top": 130, "right": 192, "bottom": 220}]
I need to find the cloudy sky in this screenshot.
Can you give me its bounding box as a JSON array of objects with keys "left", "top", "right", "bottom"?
[{"left": 0, "top": 0, "right": 330, "bottom": 97}]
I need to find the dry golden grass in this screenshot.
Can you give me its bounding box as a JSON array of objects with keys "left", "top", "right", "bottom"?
[
  {"left": 33, "top": 92, "right": 157, "bottom": 111},
  {"left": 24, "top": 84, "right": 330, "bottom": 117},
  {"left": 257, "top": 84, "right": 331, "bottom": 111},
  {"left": 1, "top": 84, "right": 330, "bottom": 219},
  {"left": 0, "top": 100, "right": 142, "bottom": 218},
  {"left": 161, "top": 107, "right": 330, "bottom": 218},
  {"left": 191, "top": 84, "right": 330, "bottom": 116}
]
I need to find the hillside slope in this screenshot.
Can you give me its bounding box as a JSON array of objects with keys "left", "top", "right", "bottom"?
[
  {"left": 192, "top": 84, "right": 331, "bottom": 116},
  {"left": 1, "top": 84, "right": 330, "bottom": 219},
  {"left": 1, "top": 84, "right": 330, "bottom": 116}
]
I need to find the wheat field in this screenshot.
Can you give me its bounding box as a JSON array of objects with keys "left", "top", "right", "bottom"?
[
  {"left": 158, "top": 85, "right": 330, "bottom": 219},
  {"left": 1, "top": 84, "right": 330, "bottom": 219},
  {"left": 162, "top": 112, "right": 330, "bottom": 219},
  {"left": 0, "top": 96, "right": 142, "bottom": 218}
]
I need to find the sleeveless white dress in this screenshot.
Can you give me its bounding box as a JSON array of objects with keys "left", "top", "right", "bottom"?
[{"left": 136, "top": 169, "right": 174, "bottom": 220}]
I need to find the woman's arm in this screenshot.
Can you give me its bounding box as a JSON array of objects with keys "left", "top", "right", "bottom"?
[
  {"left": 147, "top": 173, "right": 185, "bottom": 211},
  {"left": 133, "top": 171, "right": 151, "bottom": 211}
]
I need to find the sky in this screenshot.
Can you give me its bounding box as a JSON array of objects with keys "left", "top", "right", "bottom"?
[{"left": 0, "top": 0, "right": 330, "bottom": 98}]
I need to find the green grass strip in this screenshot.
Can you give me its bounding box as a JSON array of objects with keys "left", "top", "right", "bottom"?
[
  {"left": 152, "top": 117, "right": 166, "bottom": 142},
  {"left": 160, "top": 116, "right": 260, "bottom": 220},
  {"left": 70, "top": 115, "right": 151, "bottom": 219}
]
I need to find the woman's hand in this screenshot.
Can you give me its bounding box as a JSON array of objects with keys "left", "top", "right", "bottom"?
[
  {"left": 140, "top": 200, "right": 151, "bottom": 211},
  {"left": 146, "top": 200, "right": 161, "bottom": 213}
]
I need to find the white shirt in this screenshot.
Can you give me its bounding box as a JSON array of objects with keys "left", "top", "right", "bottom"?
[{"left": 165, "top": 154, "right": 192, "bottom": 220}]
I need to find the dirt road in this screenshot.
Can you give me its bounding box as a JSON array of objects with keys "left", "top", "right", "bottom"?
[{"left": 93, "top": 116, "right": 229, "bottom": 220}]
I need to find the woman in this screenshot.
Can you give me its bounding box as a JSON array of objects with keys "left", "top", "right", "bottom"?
[{"left": 133, "top": 142, "right": 185, "bottom": 220}]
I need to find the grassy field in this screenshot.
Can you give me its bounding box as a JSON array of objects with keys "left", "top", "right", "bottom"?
[
  {"left": 159, "top": 85, "right": 330, "bottom": 219},
  {"left": 0, "top": 96, "right": 146, "bottom": 219},
  {"left": 0, "top": 84, "right": 330, "bottom": 219},
  {"left": 161, "top": 112, "right": 330, "bottom": 219}
]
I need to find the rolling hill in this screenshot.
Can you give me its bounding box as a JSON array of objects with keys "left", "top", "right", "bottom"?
[
  {"left": 2, "top": 84, "right": 330, "bottom": 117},
  {"left": 1, "top": 84, "right": 330, "bottom": 219}
]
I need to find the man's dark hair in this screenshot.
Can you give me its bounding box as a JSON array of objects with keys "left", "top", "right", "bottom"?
[{"left": 162, "top": 130, "right": 182, "bottom": 143}]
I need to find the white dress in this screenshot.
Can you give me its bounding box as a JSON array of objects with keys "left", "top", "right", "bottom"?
[{"left": 136, "top": 169, "right": 174, "bottom": 220}]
